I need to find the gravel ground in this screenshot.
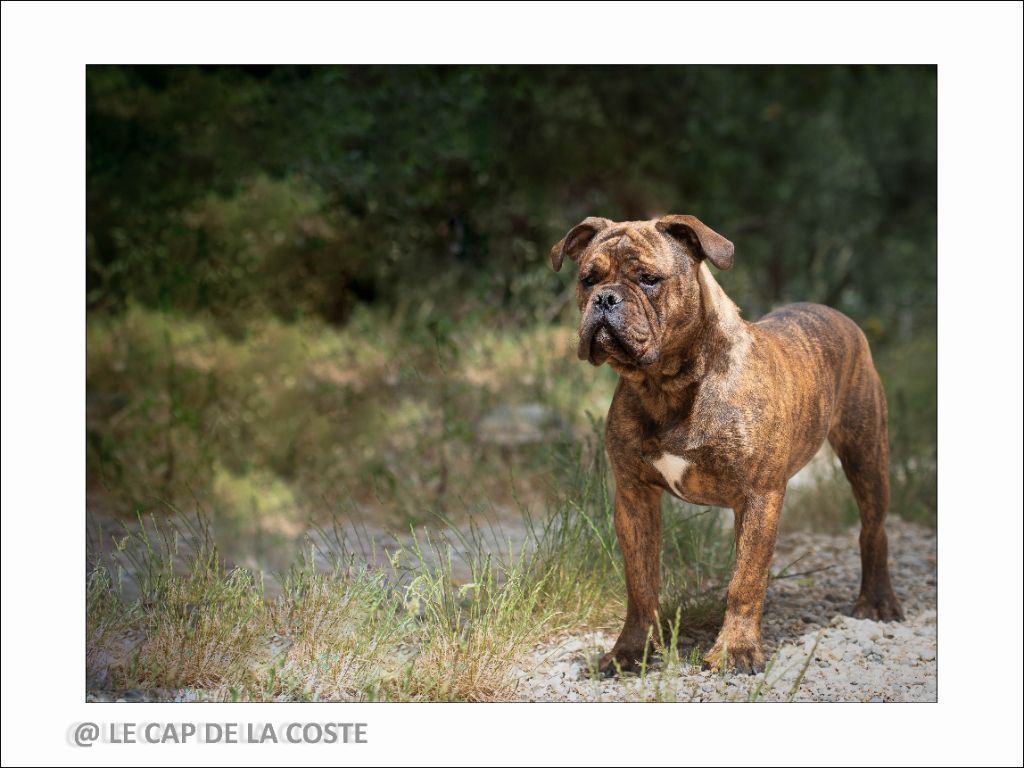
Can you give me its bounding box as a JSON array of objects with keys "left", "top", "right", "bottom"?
[{"left": 509, "top": 518, "right": 936, "bottom": 702}]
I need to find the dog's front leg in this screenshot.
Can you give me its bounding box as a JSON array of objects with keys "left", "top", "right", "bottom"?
[
  {"left": 705, "top": 489, "right": 785, "bottom": 674},
  {"left": 598, "top": 481, "right": 663, "bottom": 676}
]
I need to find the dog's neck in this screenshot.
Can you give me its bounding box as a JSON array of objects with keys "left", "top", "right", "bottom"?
[{"left": 614, "top": 262, "right": 752, "bottom": 420}]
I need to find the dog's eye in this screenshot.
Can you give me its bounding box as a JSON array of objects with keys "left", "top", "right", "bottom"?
[
  {"left": 639, "top": 273, "right": 662, "bottom": 287},
  {"left": 580, "top": 274, "right": 598, "bottom": 288}
]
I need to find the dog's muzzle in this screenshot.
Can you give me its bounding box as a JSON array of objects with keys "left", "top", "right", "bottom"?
[
  {"left": 577, "top": 288, "right": 634, "bottom": 363},
  {"left": 577, "top": 287, "right": 660, "bottom": 367}
]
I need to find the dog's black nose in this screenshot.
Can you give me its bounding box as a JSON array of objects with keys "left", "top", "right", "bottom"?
[{"left": 595, "top": 287, "right": 623, "bottom": 311}]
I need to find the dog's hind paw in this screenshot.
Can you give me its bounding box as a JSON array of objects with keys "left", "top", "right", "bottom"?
[{"left": 850, "top": 592, "right": 904, "bottom": 622}]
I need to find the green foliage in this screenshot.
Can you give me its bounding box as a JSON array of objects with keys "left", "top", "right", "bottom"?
[
  {"left": 87, "top": 65, "right": 936, "bottom": 333},
  {"left": 877, "top": 331, "right": 937, "bottom": 524}
]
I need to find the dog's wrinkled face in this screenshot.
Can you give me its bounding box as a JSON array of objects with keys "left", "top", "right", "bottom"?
[
  {"left": 574, "top": 224, "right": 685, "bottom": 369},
  {"left": 549, "top": 215, "right": 735, "bottom": 374}
]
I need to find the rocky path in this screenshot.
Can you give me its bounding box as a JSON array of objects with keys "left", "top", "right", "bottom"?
[{"left": 510, "top": 518, "right": 937, "bottom": 702}]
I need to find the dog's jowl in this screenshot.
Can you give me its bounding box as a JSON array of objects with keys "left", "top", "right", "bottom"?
[{"left": 550, "top": 214, "right": 903, "bottom": 675}]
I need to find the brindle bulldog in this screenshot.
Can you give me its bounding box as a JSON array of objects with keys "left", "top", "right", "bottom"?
[{"left": 550, "top": 214, "right": 904, "bottom": 675}]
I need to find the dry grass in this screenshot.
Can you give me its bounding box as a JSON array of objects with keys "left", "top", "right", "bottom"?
[{"left": 87, "top": 442, "right": 737, "bottom": 702}]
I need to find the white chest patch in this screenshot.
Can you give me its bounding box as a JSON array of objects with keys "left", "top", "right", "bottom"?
[{"left": 652, "top": 453, "right": 691, "bottom": 495}]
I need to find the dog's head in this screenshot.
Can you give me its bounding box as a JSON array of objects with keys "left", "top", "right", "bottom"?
[{"left": 549, "top": 215, "right": 734, "bottom": 373}]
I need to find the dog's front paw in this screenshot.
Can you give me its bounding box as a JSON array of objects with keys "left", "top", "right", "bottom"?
[
  {"left": 703, "top": 636, "right": 765, "bottom": 675},
  {"left": 850, "top": 591, "right": 904, "bottom": 622}
]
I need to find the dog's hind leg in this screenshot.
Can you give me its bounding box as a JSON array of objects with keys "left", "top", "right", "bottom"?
[{"left": 828, "top": 369, "right": 904, "bottom": 622}]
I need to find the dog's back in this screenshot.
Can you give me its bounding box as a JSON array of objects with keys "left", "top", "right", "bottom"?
[{"left": 752, "top": 302, "right": 884, "bottom": 457}]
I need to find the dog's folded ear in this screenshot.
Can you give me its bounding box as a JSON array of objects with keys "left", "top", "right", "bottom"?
[
  {"left": 549, "top": 217, "right": 612, "bottom": 272},
  {"left": 656, "top": 215, "right": 735, "bottom": 270}
]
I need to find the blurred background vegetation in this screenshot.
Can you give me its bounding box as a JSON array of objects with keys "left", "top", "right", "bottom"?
[{"left": 86, "top": 65, "right": 936, "bottom": 571}]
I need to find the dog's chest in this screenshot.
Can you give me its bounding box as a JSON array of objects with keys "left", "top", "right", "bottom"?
[
  {"left": 648, "top": 450, "right": 728, "bottom": 506},
  {"left": 651, "top": 453, "right": 692, "bottom": 496}
]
